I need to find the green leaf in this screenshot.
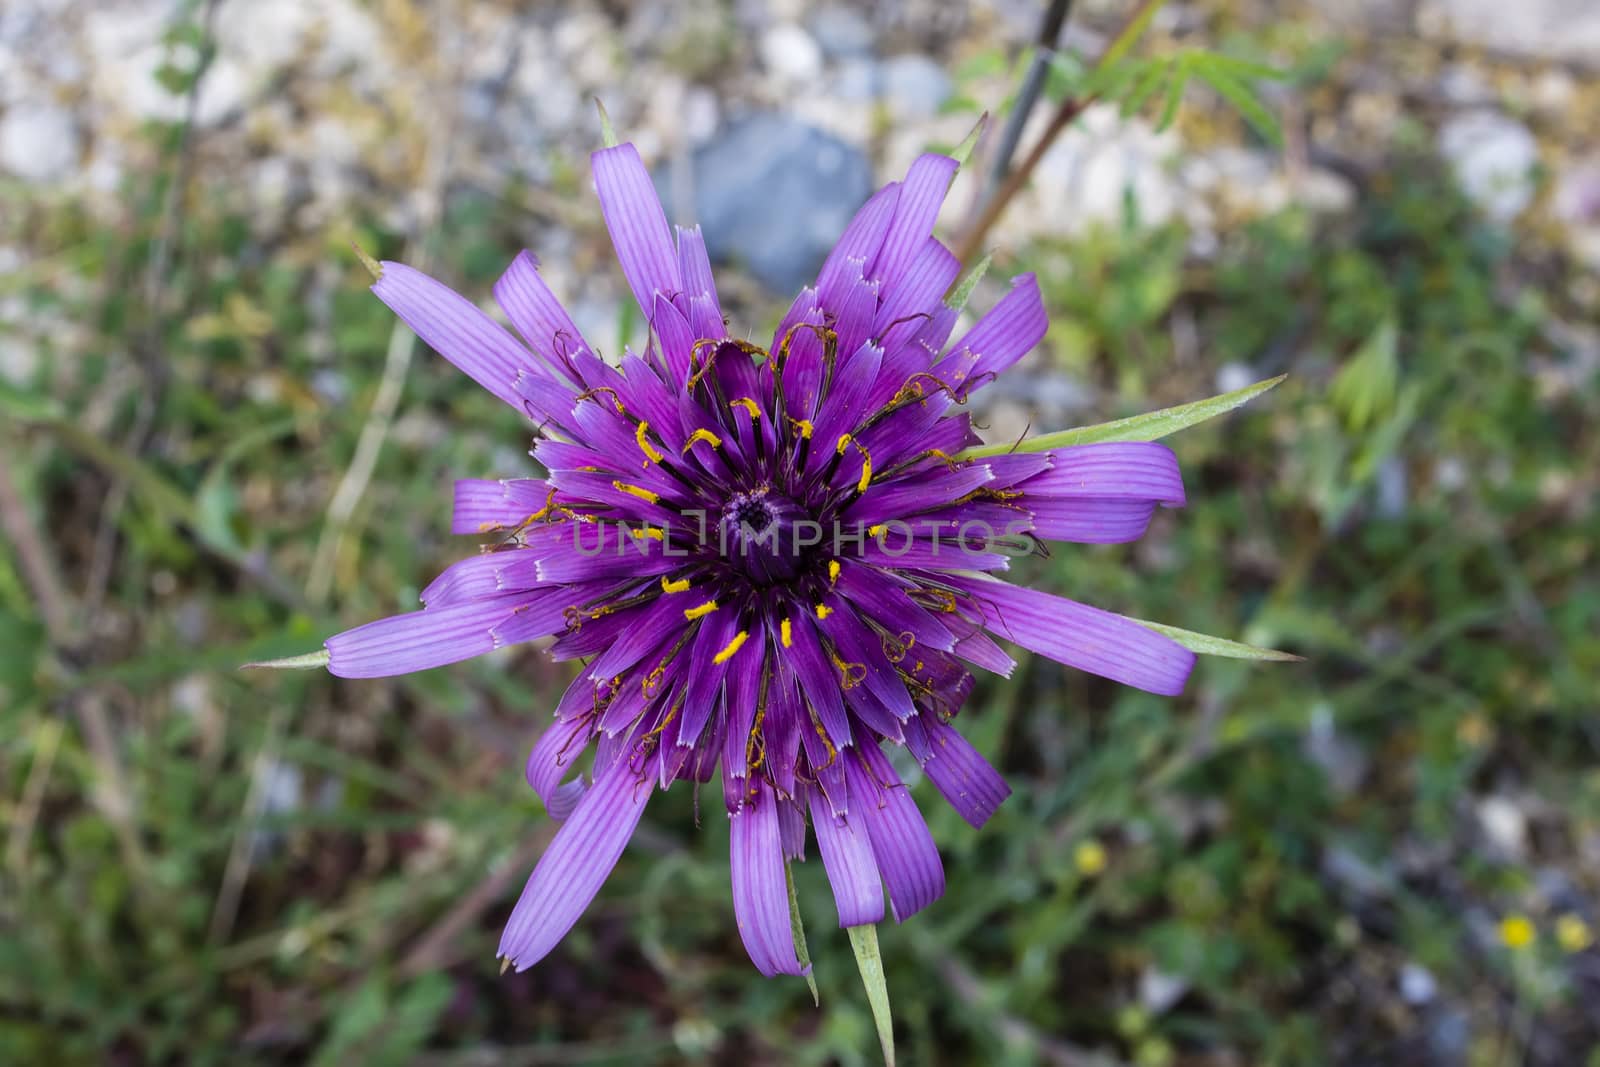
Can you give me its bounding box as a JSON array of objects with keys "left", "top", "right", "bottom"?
[
  {"left": 1189, "top": 53, "right": 1282, "bottom": 147},
  {"left": 1121, "top": 58, "right": 1173, "bottom": 119},
  {"left": 0, "top": 379, "right": 65, "bottom": 421},
  {"left": 848, "top": 924, "right": 895, "bottom": 1067},
  {"left": 785, "top": 864, "right": 819, "bottom": 1006},
  {"left": 1330, "top": 317, "right": 1399, "bottom": 432},
  {"left": 951, "top": 112, "right": 988, "bottom": 167},
  {"left": 956, "top": 375, "right": 1285, "bottom": 459},
  {"left": 1125, "top": 618, "right": 1303, "bottom": 661},
  {"left": 595, "top": 98, "right": 619, "bottom": 147},
  {"left": 1156, "top": 60, "right": 1191, "bottom": 131},
  {"left": 242, "top": 649, "right": 330, "bottom": 671},
  {"left": 1097, "top": 0, "right": 1171, "bottom": 73}
]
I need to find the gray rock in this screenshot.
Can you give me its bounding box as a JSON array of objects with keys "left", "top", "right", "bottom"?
[
  {"left": 1399, "top": 963, "right": 1437, "bottom": 1005},
  {"left": 809, "top": 4, "right": 876, "bottom": 58},
  {"left": 880, "top": 53, "right": 952, "bottom": 119},
  {"left": 1424, "top": 0, "right": 1600, "bottom": 69},
  {"left": 1436, "top": 110, "right": 1539, "bottom": 224},
  {"left": 659, "top": 113, "right": 873, "bottom": 295},
  {"left": 0, "top": 101, "right": 79, "bottom": 181}
]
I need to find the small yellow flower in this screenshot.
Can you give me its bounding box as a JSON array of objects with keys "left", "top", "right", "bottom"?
[
  {"left": 1499, "top": 914, "right": 1536, "bottom": 951},
  {"left": 1555, "top": 914, "right": 1593, "bottom": 953},
  {"left": 1456, "top": 713, "right": 1492, "bottom": 748},
  {"left": 1074, "top": 840, "right": 1109, "bottom": 877}
]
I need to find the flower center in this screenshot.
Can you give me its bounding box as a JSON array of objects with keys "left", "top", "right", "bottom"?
[{"left": 719, "top": 489, "right": 812, "bottom": 585}]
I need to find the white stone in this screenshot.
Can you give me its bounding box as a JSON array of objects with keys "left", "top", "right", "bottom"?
[
  {"left": 880, "top": 53, "right": 951, "bottom": 119},
  {"left": 760, "top": 22, "right": 823, "bottom": 82},
  {"left": 0, "top": 101, "right": 78, "bottom": 181},
  {"left": 1476, "top": 795, "right": 1528, "bottom": 858},
  {"left": 1437, "top": 110, "right": 1539, "bottom": 224},
  {"left": 1400, "top": 963, "right": 1437, "bottom": 1005}
]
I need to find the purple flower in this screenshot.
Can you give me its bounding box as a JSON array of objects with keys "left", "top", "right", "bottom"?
[{"left": 325, "top": 141, "right": 1194, "bottom": 975}]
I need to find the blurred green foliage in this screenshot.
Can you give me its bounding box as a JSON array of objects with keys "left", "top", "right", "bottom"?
[{"left": 4, "top": 42, "right": 1600, "bottom": 1067}]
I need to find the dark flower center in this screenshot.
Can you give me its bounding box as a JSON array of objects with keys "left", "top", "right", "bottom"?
[{"left": 719, "top": 489, "right": 813, "bottom": 585}]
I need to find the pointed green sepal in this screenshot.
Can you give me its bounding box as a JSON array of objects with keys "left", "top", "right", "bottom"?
[
  {"left": 957, "top": 374, "right": 1285, "bottom": 459},
  {"left": 595, "top": 98, "right": 619, "bottom": 148},
  {"left": 785, "top": 864, "right": 819, "bottom": 1006},
  {"left": 351, "top": 242, "right": 383, "bottom": 283},
  {"left": 1127, "top": 618, "right": 1302, "bottom": 661},
  {"left": 951, "top": 111, "right": 989, "bottom": 167},
  {"left": 848, "top": 924, "right": 894, "bottom": 1066},
  {"left": 945, "top": 250, "right": 994, "bottom": 310},
  {"left": 241, "top": 648, "right": 332, "bottom": 671}
]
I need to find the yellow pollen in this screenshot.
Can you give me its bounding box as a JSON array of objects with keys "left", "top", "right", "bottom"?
[
  {"left": 631, "top": 527, "right": 664, "bottom": 541},
  {"left": 856, "top": 452, "right": 872, "bottom": 493},
  {"left": 612, "top": 481, "right": 660, "bottom": 504},
  {"left": 788, "top": 418, "right": 813, "bottom": 440},
  {"left": 731, "top": 397, "right": 761, "bottom": 419},
  {"left": 867, "top": 523, "right": 887, "bottom": 537},
  {"left": 712, "top": 630, "right": 749, "bottom": 664},
  {"left": 682, "top": 428, "right": 723, "bottom": 451},
  {"left": 661, "top": 575, "right": 691, "bottom": 594},
  {"left": 683, "top": 599, "right": 719, "bottom": 620},
  {"left": 835, "top": 433, "right": 853, "bottom": 455},
  {"left": 635, "top": 421, "right": 664, "bottom": 463},
  {"left": 814, "top": 603, "right": 833, "bottom": 620},
  {"left": 828, "top": 560, "right": 841, "bottom": 583},
  {"left": 779, "top": 618, "right": 793, "bottom": 648}
]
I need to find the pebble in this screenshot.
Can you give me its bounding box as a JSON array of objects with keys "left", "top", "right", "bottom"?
[
  {"left": 662, "top": 112, "right": 872, "bottom": 295},
  {"left": 880, "top": 53, "right": 952, "bottom": 119},
  {"left": 1436, "top": 110, "right": 1539, "bottom": 223},
  {"left": 1399, "top": 963, "right": 1438, "bottom": 1005},
  {"left": 0, "top": 100, "right": 79, "bottom": 181},
  {"left": 759, "top": 22, "right": 823, "bottom": 82},
  {"left": 809, "top": 5, "right": 876, "bottom": 58}
]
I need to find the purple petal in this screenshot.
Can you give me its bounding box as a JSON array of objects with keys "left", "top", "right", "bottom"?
[
  {"left": 730, "top": 781, "right": 808, "bottom": 977},
  {"left": 1027, "top": 499, "right": 1160, "bottom": 543},
  {"left": 938, "top": 273, "right": 1047, "bottom": 392},
  {"left": 817, "top": 183, "right": 901, "bottom": 300},
  {"left": 593, "top": 144, "right": 682, "bottom": 322},
  {"left": 846, "top": 744, "right": 945, "bottom": 922},
  {"left": 493, "top": 251, "right": 588, "bottom": 381},
  {"left": 418, "top": 550, "right": 544, "bottom": 607},
  {"left": 903, "top": 716, "right": 1011, "bottom": 829},
  {"left": 651, "top": 292, "right": 696, "bottom": 386},
  {"left": 524, "top": 714, "right": 593, "bottom": 819},
  {"left": 499, "top": 756, "right": 653, "bottom": 970},
  {"left": 871, "top": 154, "right": 958, "bottom": 295},
  {"left": 372, "top": 261, "right": 562, "bottom": 415},
  {"left": 948, "top": 575, "right": 1196, "bottom": 696},
  {"left": 775, "top": 614, "right": 852, "bottom": 749},
  {"left": 1026, "top": 443, "right": 1185, "bottom": 505},
  {"left": 326, "top": 591, "right": 563, "bottom": 678},
  {"left": 676, "top": 225, "right": 725, "bottom": 339},
  {"left": 808, "top": 782, "right": 885, "bottom": 926},
  {"left": 873, "top": 238, "right": 961, "bottom": 352},
  {"left": 451, "top": 478, "right": 549, "bottom": 535}
]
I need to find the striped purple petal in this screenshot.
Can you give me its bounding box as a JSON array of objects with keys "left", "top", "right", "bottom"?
[
  {"left": 499, "top": 755, "right": 653, "bottom": 970},
  {"left": 949, "top": 575, "right": 1196, "bottom": 696},
  {"left": 904, "top": 716, "right": 1011, "bottom": 829},
  {"left": 451, "top": 478, "right": 549, "bottom": 535},
  {"left": 938, "top": 273, "right": 1047, "bottom": 392},
  {"left": 808, "top": 780, "right": 885, "bottom": 927},
  {"left": 325, "top": 591, "right": 565, "bottom": 678},
  {"left": 492, "top": 251, "right": 588, "bottom": 381},
  {"left": 730, "top": 781, "right": 808, "bottom": 977},
  {"left": 593, "top": 143, "right": 682, "bottom": 323},
  {"left": 847, "top": 744, "right": 944, "bottom": 922},
  {"left": 371, "top": 261, "right": 570, "bottom": 417},
  {"left": 871, "top": 154, "right": 958, "bottom": 296}
]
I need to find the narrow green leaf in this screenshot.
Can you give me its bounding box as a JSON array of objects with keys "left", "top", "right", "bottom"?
[
  {"left": 1189, "top": 53, "right": 1282, "bottom": 147},
  {"left": 242, "top": 649, "right": 331, "bottom": 671},
  {"left": 944, "top": 251, "right": 994, "bottom": 311},
  {"left": 1121, "top": 58, "right": 1172, "bottom": 118},
  {"left": 848, "top": 924, "right": 894, "bottom": 1067},
  {"left": 1126, "top": 618, "right": 1303, "bottom": 661},
  {"left": 785, "top": 864, "right": 819, "bottom": 1006},
  {"left": 1203, "top": 53, "right": 1287, "bottom": 81},
  {"left": 956, "top": 375, "right": 1285, "bottom": 459},
  {"left": 1156, "top": 60, "right": 1191, "bottom": 131},
  {"left": 1096, "top": 0, "right": 1171, "bottom": 73}
]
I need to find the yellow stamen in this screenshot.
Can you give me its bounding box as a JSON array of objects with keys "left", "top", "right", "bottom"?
[
  {"left": 788, "top": 418, "right": 813, "bottom": 440},
  {"left": 730, "top": 397, "right": 761, "bottom": 419},
  {"left": 661, "top": 575, "right": 691, "bottom": 594},
  {"left": 631, "top": 527, "right": 664, "bottom": 541},
  {"left": 856, "top": 450, "right": 872, "bottom": 493},
  {"left": 867, "top": 523, "right": 887, "bottom": 537},
  {"left": 814, "top": 602, "right": 833, "bottom": 620},
  {"left": 712, "top": 630, "right": 749, "bottom": 664},
  {"left": 835, "top": 433, "right": 853, "bottom": 455},
  {"left": 612, "top": 481, "right": 660, "bottom": 504},
  {"left": 684, "top": 599, "right": 719, "bottom": 620},
  {"left": 827, "top": 560, "right": 841, "bottom": 583},
  {"left": 635, "top": 421, "right": 664, "bottom": 464},
  {"left": 682, "top": 428, "right": 723, "bottom": 451},
  {"left": 779, "top": 618, "right": 792, "bottom": 648}
]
